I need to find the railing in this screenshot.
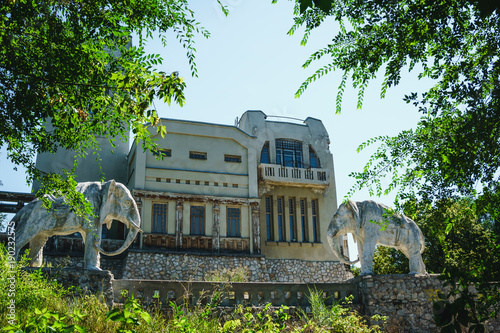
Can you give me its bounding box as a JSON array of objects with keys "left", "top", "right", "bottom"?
[
  {"left": 258, "top": 164, "right": 330, "bottom": 188},
  {"left": 113, "top": 279, "right": 358, "bottom": 307},
  {"left": 142, "top": 234, "right": 250, "bottom": 252},
  {"left": 44, "top": 236, "right": 125, "bottom": 253}
]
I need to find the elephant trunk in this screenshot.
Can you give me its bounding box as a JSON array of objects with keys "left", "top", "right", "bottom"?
[
  {"left": 96, "top": 224, "right": 142, "bottom": 256},
  {"left": 327, "top": 228, "right": 359, "bottom": 265}
]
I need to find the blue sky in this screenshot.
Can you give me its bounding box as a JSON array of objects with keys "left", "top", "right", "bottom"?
[{"left": 1, "top": 1, "right": 431, "bottom": 258}]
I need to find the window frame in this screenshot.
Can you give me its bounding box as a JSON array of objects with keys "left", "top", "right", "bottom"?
[
  {"left": 153, "top": 148, "right": 171, "bottom": 158},
  {"left": 311, "top": 199, "right": 320, "bottom": 242},
  {"left": 190, "top": 205, "right": 205, "bottom": 236},
  {"left": 224, "top": 154, "right": 242, "bottom": 163},
  {"left": 152, "top": 202, "right": 168, "bottom": 234},
  {"left": 189, "top": 151, "right": 207, "bottom": 160},
  {"left": 265, "top": 196, "right": 274, "bottom": 241},
  {"left": 226, "top": 206, "right": 241, "bottom": 237},
  {"left": 276, "top": 139, "right": 303, "bottom": 168}
]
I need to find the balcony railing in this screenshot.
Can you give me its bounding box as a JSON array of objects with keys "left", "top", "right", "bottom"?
[{"left": 258, "top": 164, "right": 330, "bottom": 189}]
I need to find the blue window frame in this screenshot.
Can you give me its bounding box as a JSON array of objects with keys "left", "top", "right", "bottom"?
[
  {"left": 277, "top": 197, "right": 285, "bottom": 241},
  {"left": 152, "top": 203, "right": 168, "bottom": 234},
  {"left": 190, "top": 205, "right": 205, "bottom": 235},
  {"left": 227, "top": 207, "right": 241, "bottom": 237},
  {"left": 260, "top": 142, "right": 270, "bottom": 163},
  {"left": 300, "top": 199, "right": 308, "bottom": 242},
  {"left": 276, "top": 139, "right": 303, "bottom": 167},
  {"left": 309, "top": 146, "right": 320, "bottom": 168},
  {"left": 265, "top": 196, "right": 273, "bottom": 241},
  {"left": 289, "top": 197, "right": 297, "bottom": 242},
  {"left": 312, "top": 199, "right": 319, "bottom": 242}
]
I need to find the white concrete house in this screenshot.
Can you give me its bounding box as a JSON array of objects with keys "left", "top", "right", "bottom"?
[{"left": 128, "top": 110, "right": 347, "bottom": 262}]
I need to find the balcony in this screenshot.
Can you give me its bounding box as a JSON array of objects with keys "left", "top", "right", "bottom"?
[{"left": 258, "top": 163, "right": 330, "bottom": 192}]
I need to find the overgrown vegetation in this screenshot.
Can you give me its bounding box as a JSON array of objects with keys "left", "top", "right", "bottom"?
[
  {"left": 204, "top": 266, "right": 250, "bottom": 283},
  {"left": 0, "top": 245, "right": 384, "bottom": 332}
]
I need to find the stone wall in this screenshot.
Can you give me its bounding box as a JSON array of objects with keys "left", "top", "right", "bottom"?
[
  {"left": 24, "top": 267, "right": 114, "bottom": 307},
  {"left": 122, "top": 250, "right": 353, "bottom": 283},
  {"left": 43, "top": 254, "right": 127, "bottom": 279},
  {"left": 354, "top": 274, "right": 500, "bottom": 333}
]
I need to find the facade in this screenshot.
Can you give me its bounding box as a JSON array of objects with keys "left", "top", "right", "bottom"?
[{"left": 128, "top": 110, "right": 347, "bottom": 262}]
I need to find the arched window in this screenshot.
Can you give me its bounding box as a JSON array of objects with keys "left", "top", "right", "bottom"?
[
  {"left": 309, "top": 146, "right": 321, "bottom": 168},
  {"left": 260, "top": 141, "right": 270, "bottom": 163}
]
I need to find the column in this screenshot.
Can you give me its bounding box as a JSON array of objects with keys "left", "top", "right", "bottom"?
[
  {"left": 251, "top": 202, "right": 261, "bottom": 254},
  {"left": 175, "top": 200, "right": 183, "bottom": 249},
  {"left": 212, "top": 203, "right": 220, "bottom": 252},
  {"left": 135, "top": 197, "right": 143, "bottom": 249}
]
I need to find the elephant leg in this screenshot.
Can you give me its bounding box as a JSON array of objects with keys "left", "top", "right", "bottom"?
[
  {"left": 83, "top": 228, "right": 101, "bottom": 270},
  {"left": 408, "top": 250, "right": 426, "bottom": 275},
  {"left": 15, "top": 232, "right": 31, "bottom": 260},
  {"left": 29, "top": 235, "right": 49, "bottom": 267},
  {"left": 360, "top": 239, "right": 377, "bottom": 275}
]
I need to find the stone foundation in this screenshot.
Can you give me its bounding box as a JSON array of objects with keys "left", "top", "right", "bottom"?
[
  {"left": 354, "top": 274, "right": 500, "bottom": 333},
  {"left": 122, "top": 250, "right": 353, "bottom": 283},
  {"left": 43, "top": 254, "right": 127, "bottom": 279}
]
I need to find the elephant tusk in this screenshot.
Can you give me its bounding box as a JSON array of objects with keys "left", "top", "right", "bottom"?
[{"left": 96, "top": 226, "right": 140, "bottom": 256}]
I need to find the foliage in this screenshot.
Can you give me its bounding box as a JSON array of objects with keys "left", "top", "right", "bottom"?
[
  {"left": 106, "top": 297, "right": 152, "bottom": 333},
  {"left": 0, "top": 0, "right": 226, "bottom": 218},
  {"left": 3, "top": 307, "right": 88, "bottom": 333},
  {"left": 204, "top": 266, "right": 250, "bottom": 282},
  {"left": 297, "top": 290, "right": 385, "bottom": 332},
  {"left": 372, "top": 246, "right": 408, "bottom": 275},
  {"left": 350, "top": 265, "right": 360, "bottom": 278}
]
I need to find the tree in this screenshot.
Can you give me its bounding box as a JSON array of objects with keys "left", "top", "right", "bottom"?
[
  {"left": 281, "top": 0, "right": 500, "bottom": 330},
  {"left": 281, "top": 0, "right": 500, "bottom": 205},
  {"left": 1, "top": 0, "right": 226, "bottom": 215}
]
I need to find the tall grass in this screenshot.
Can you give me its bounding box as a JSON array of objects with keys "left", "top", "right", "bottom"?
[{"left": 0, "top": 245, "right": 385, "bottom": 332}]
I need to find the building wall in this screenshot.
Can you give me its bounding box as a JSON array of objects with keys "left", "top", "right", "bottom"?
[
  {"left": 238, "top": 111, "right": 340, "bottom": 261},
  {"left": 126, "top": 111, "right": 345, "bottom": 262}
]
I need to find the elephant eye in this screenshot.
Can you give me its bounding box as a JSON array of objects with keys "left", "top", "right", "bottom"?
[{"left": 124, "top": 201, "right": 132, "bottom": 207}]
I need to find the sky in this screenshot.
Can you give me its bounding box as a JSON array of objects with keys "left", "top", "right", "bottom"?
[{"left": 0, "top": 1, "right": 431, "bottom": 258}]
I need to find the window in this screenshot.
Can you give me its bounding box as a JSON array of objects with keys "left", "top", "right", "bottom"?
[
  {"left": 260, "top": 141, "right": 270, "bottom": 163},
  {"left": 152, "top": 203, "right": 168, "bottom": 234},
  {"left": 190, "top": 205, "right": 205, "bottom": 235},
  {"left": 276, "top": 139, "right": 303, "bottom": 167},
  {"left": 300, "top": 199, "right": 308, "bottom": 242},
  {"left": 312, "top": 199, "right": 319, "bottom": 242},
  {"left": 277, "top": 197, "right": 285, "bottom": 241},
  {"left": 189, "top": 151, "right": 207, "bottom": 160},
  {"left": 309, "top": 146, "right": 320, "bottom": 168},
  {"left": 224, "top": 154, "right": 241, "bottom": 163},
  {"left": 153, "top": 149, "right": 171, "bottom": 157},
  {"left": 227, "top": 207, "right": 241, "bottom": 237},
  {"left": 265, "top": 196, "right": 274, "bottom": 241},
  {"left": 289, "top": 197, "right": 297, "bottom": 242}
]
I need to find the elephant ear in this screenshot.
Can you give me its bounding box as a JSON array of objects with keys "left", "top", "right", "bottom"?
[
  {"left": 346, "top": 200, "right": 360, "bottom": 223},
  {"left": 100, "top": 180, "right": 117, "bottom": 227}
]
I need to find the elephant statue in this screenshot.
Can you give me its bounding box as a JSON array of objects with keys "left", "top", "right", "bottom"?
[
  {"left": 327, "top": 200, "right": 426, "bottom": 275},
  {"left": 13, "top": 180, "right": 141, "bottom": 270}
]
